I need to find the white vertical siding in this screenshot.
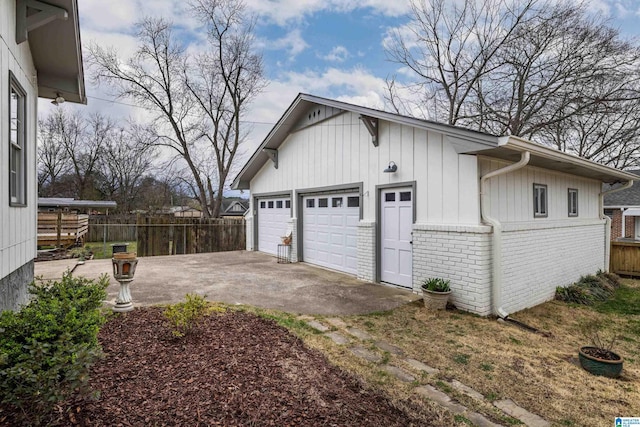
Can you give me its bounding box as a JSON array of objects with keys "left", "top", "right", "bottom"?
[
  {"left": 0, "top": 1, "right": 38, "bottom": 280},
  {"left": 250, "top": 111, "right": 480, "bottom": 226},
  {"left": 479, "top": 157, "right": 601, "bottom": 223}
]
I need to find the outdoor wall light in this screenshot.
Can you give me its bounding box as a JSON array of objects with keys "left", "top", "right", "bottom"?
[
  {"left": 383, "top": 161, "right": 397, "bottom": 173},
  {"left": 51, "top": 93, "right": 65, "bottom": 106}
]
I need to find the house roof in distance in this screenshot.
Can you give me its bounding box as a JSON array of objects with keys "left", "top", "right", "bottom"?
[
  {"left": 603, "top": 170, "right": 640, "bottom": 207},
  {"left": 22, "top": 0, "right": 86, "bottom": 104},
  {"left": 38, "top": 198, "right": 116, "bottom": 209},
  {"left": 232, "top": 93, "right": 637, "bottom": 189}
]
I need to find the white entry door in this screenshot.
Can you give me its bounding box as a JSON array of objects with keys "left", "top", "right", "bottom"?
[
  {"left": 302, "top": 193, "right": 359, "bottom": 274},
  {"left": 257, "top": 197, "right": 291, "bottom": 255},
  {"left": 380, "top": 188, "right": 413, "bottom": 288}
]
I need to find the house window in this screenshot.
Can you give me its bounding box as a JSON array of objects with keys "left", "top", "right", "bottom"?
[
  {"left": 347, "top": 196, "right": 359, "bottom": 208},
  {"left": 603, "top": 209, "right": 614, "bottom": 219},
  {"left": 533, "top": 184, "right": 548, "bottom": 218},
  {"left": 318, "top": 198, "right": 328, "bottom": 208},
  {"left": 568, "top": 189, "right": 578, "bottom": 217},
  {"left": 9, "top": 74, "right": 26, "bottom": 206}
]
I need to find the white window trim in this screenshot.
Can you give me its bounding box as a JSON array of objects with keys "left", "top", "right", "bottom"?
[
  {"left": 568, "top": 188, "right": 578, "bottom": 217},
  {"left": 9, "top": 72, "right": 27, "bottom": 207},
  {"left": 533, "top": 183, "right": 548, "bottom": 218}
]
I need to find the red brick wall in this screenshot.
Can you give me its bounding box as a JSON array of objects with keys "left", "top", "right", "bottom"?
[{"left": 609, "top": 209, "right": 636, "bottom": 240}]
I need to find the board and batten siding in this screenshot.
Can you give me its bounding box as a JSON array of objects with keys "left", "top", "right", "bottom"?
[
  {"left": 0, "top": 1, "right": 38, "bottom": 285},
  {"left": 478, "top": 157, "right": 601, "bottom": 222},
  {"left": 249, "top": 111, "right": 481, "bottom": 226}
]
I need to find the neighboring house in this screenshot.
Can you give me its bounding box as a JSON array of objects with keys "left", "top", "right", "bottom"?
[
  {"left": 232, "top": 94, "right": 636, "bottom": 316},
  {"left": 38, "top": 197, "right": 117, "bottom": 214},
  {"left": 221, "top": 199, "right": 248, "bottom": 217},
  {"left": 167, "top": 206, "right": 203, "bottom": 218},
  {"left": 603, "top": 170, "right": 640, "bottom": 241},
  {"left": 1, "top": 0, "right": 86, "bottom": 311}
]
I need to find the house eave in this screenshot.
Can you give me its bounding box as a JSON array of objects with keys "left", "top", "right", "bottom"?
[
  {"left": 472, "top": 136, "right": 638, "bottom": 184},
  {"left": 22, "top": 0, "right": 86, "bottom": 104}
]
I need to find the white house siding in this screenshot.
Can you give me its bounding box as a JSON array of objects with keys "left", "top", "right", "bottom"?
[
  {"left": 0, "top": 2, "right": 38, "bottom": 310},
  {"left": 412, "top": 224, "right": 493, "bottom": 315},
  {"left": 250, "top": 111, "right": 481, "bottom": 226},
  {"left": 501, "top": 221, "right": 605, "bottom": 313},
  {"left": 479, "top": 157, "right": 606, "bottom": 314},
  {"left": 357, "top": 221, "right": 375, "bottom": 282}
]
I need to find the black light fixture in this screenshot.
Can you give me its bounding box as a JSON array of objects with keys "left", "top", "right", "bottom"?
[
  {"left": 51, "top": 93, "right": 65, "bottom": 106},
  {"left": 383, "top": 161, "right": 397, "bottom": 173}
]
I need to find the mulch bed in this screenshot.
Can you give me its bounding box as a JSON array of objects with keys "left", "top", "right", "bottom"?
[{"left": 5, "top": 307, "right": 430, "bottom": 426}]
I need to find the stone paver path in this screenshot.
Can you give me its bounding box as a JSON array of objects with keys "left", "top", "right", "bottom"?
[{"left": 302, "top": 316, "right": 552, "bottom": 427}]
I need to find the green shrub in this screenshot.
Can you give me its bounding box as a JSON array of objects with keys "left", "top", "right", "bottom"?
[
  {"left": 421, "top": 278, "right": 451, "bottom": 292},
  {"left": 555, "top": 272, "right": 620, "bottom": 305},
  {"left": 164, "top": 293, "right": 213, "bottom": 337},
  {"left": 0, "top": 272, "right": 108, "bottom": 425}
]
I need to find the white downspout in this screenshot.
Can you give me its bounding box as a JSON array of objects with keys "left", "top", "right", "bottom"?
[
  {"left": 480, "top": 151, "right": 530, "bottom": 318},
  {"left": 600, "top": 181, "right": 633, "bottom": 271}
]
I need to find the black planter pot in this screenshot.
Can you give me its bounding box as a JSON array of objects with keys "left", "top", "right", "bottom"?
[{"left": 578, "top": 346, "right": 623, "bottom": 378}]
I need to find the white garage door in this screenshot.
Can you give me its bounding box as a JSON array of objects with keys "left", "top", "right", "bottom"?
[
  {"left": 257, "top": 197, "right": 291, "bottom": 255},
  {"left": 302, "top": 193, "right": 359, "bottom": 275}
]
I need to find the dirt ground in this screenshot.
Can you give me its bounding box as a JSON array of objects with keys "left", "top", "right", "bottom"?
[{"left": 5, "top": 307, "right": 437, "bottom": 426}]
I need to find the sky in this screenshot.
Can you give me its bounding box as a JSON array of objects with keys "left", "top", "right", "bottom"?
[{"left": 38, "top": 0, "right": 640, "bottom": 175}]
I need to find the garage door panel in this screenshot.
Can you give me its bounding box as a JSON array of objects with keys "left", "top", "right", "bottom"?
[
  {"left": 258, "top": 197, "right": 290, "bottom": 256},
  {"left": 302, "top": 192, "right": 359, "bottom": 275}
]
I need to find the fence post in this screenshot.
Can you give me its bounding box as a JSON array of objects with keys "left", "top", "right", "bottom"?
[{"left": 103, "top": 223, "right": 107, "bottom": 256}]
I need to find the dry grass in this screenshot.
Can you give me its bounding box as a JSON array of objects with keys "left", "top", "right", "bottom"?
[{"left": 316, "top": 279, "right": 639, "bottom": 427}]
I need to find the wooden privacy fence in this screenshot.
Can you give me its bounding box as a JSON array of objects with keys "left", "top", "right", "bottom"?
[
  {"left": 88, "top": 215, "right": 138, "bottom": 242},
  {"left": 37, "top": 212, "right": 89, "bottom": 248},
  {"left": 136, "top": 217, "right": 245, "bottom": 257},
  {"left": 610, "top": 241, "right": 640, "bottom": 277}
]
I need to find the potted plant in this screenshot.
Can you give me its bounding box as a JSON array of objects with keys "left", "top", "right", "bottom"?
[
  {"left": 421, "top": 278, "right": 451, "bottom": 310},
  {"left": 578, "top": 320, "right": 623, "bottom": 378}
]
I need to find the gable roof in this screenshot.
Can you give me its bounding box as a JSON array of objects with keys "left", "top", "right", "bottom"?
[
  {"left": 232, "top": 93, "right": 638, "bottom": 189},
  {"left": 603, "top": 170, "right": 640, "bottom": 207}
]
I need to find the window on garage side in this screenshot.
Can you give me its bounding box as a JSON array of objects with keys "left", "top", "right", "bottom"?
[
  {"left": 568, "top": 188, "right": 578, "bottom": 217},
  {"left": 318, "top": 198, "right": 328, "bottom": 207},
  {"left": 9, "top": 73, "right": 27, "bottom": 206},
  {"left": 533, "top": 183, "right": 548, "bottom": 218}
]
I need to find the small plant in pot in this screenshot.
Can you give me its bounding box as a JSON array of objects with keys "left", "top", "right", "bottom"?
[
  {"left": 578, "top": 320, "right": 623, "bottom": 378},
  {"left": 421, "top": 278, "right": 451, "bottom": 311}
]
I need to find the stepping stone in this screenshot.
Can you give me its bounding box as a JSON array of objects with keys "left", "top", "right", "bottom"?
[
  {"left": 383, "top": 365, "right": 415, "bottom": 382},
  {"left": 306, "top": 320, "right": 329, "bottom": 332},
  {"left": 415, "top": 386, "right": 503, "bottom": 427},
  {"left": 494, "top": 399, "right": 550, "bottom": 427},
  {"left": 451, "top": 379, "right": 486, "bottom": 402},
  {"left": 405, "top": 358, "right": 439, "bottom": 375},
  {"left": 326, "top": 331, "right": 349, "bottom": 345},
  {"left": 350, "top": 345, "right": 383, "bottom": 363},
  {"left": 376, "top": 340, "right": 404, "bottom": 355},
  {"left": 346, "top": 327, "right": 372, "bottom": 340},
  {"left": 325, "top": 317, "right": 347, "bottom": 328}
]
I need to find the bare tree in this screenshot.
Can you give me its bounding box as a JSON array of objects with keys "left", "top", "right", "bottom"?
[
  {"left": 98, "top": 125, "right": 158, "bottom": 213},
  {"left": 186, "top": 0, "right": 266, "bottom": 217},
  {"left": 88, "top": 0, "right": 265, "bottom": 217},
  {"left": 37, "top": 110, "right": 71, "bottom": 194},
  {"left": 385, "top": 0, "right": 640, "bottom": 168}
]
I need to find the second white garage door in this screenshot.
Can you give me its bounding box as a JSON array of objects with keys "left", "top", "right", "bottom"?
[
  {"left": 257, "top": 197, "right": 291, "bottom": 255},
  {"left": 302, "top": 193, "right": 359, "bottom": 275}
]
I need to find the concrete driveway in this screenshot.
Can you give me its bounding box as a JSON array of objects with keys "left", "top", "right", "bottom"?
[{"left": 34, "top": 251, "right": 419, "bottom": 315}]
